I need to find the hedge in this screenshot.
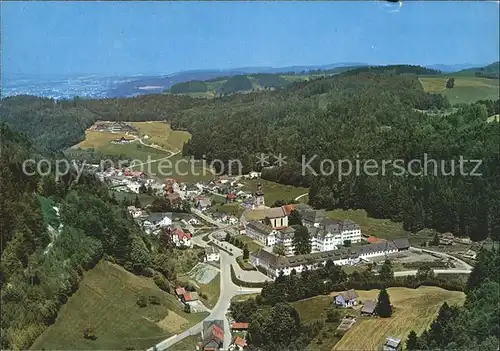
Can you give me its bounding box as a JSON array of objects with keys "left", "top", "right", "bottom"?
[
  {"left": 236, "top": 256, "right": 257, "bottom": 271},
  {"left": 230, "top": 265, "right": 267, "bottom": 288}
]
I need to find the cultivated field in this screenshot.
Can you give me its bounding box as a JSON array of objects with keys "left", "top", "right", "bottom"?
[
  {"left": 129, "top": 121, "right": 191, "bottom": 152},
  {"left": 31, "top": 261, "right": 207, "bottom": 350},
  {"left": 419, "top": 76, "right": 499, "bottom": 105},
  {"left": 332, "top": 286, "right": 465, "bottom": 351}
]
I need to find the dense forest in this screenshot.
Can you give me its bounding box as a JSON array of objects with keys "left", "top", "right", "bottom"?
[
  {"left": 218, "top": 74, "right": 254, "bottom": 94},
  {"left": 0, "top": 124, "right": 196, "bottom": 349},
  {"left": 1, "top": 66, "right": 499, "bottom": 244},
  {"left": 169, "top": 80, "right": 208, "bottom": 94}
]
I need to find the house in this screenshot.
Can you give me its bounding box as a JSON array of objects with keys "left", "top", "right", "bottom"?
[
  {"left": 127, "top": 206, "right": 144, "bottom": 219},
  {"left": 201, "top": 320, "right": 224, "bottom": 351},
  {"left": 383, "top": 336, "right": 402, "bottom": 351},
  {"left": 195, "top": 196, "right": 212, "bottom": 211},
  {"left": 226, "top": 192, "right": 237, "bottom": 203},
  {"left": 300, "top": 209, "right": 327, "bottom": 227},
  {"left": 175, "top": 287, "right": 186, "bottom": 298},
  {"left": 182, "top": 291, "right": 199, "bottom": 303},
  {"left": 246, "top": 221, "right": 281, "bottom": 246},
  {"left": 171, "top": 226, "right": 192, "bottom": 248},
  {"left": 142, "top": 213, "right": 172, "bottom": 232},
  {"left": 231, "top": 336, "right": 247, "bottom": 350},
  {"left": 205, "top": 246, "right": 220, "bottom": 262},
  {"left": 393, "top": 238, "right": 410, "bottom": 251},
  {"left": 184, "top": 183, "right": 201, "bottom": 198},
  {"left": 231, "top": 322, "right": 249, "bottom": 331},
  {"left": 111, "top": 136, "right": 134, "bottom": 144},
  {"left": 361, "top": 300, "right": 377, "bottom": 316},
  {"left": 334, "top": 289, "right": 358, "bottom": 308}
]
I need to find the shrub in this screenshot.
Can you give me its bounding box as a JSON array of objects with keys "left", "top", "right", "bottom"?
[
  {"left": 184, "top": 283, "right": 197, "bottom": 292},
  {"left": 153, "top": 272, "right": 170, "bottom": 292},
  {"left": 184, "top": 304, "right": 191, "bottom": 313},
  {"left": 83, "top": 327, "right": 97, "bottom": 340},
  {"left": 149, "top": 295, "right": 161, "bottom": 305},
  {"left": 136, "top": 295, "right": 148, "bottom": 308}
]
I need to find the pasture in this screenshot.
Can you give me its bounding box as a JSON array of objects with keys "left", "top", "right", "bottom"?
[
  {"left": 333, "top": 286, "right": 465, "bottom": 350},
  {"left": 419, "top": 76, "right": 499, "bottom": 105},
  {"left": 31, "top": 261, "right": 207, "bottom": 350},
  {"left": 129, "top": 121, "right": 191, "bottom": 152},
  {"left": 242, "top": 179, "right": 308, "bottom": 206}
]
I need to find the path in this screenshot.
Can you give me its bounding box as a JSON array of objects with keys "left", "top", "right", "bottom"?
[
  {"left": 394, "top": 269, "right": 472, "bottom": 277},
  {"left": 294, "top": 192, "right": 309, "bottom": 201},
  {"left": 152, "top": 228, "right": 261, "bottom": 351}
]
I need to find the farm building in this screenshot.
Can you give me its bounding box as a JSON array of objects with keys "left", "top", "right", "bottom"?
[
  {"left": 383, "top": 336, "right": 402, "bottom": 351},
  {"left": 334, "top": 289, "right": 358, "bottom": 308},
  {"left": 361, "top": 300, "right": 377, "bottom": 316}
]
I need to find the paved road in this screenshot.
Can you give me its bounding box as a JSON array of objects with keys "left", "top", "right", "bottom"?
[
  {"left": 411, "top": 247, "right": 473, "bottom": 271},
  {"left": 153, "top": 232, "right": 261, "bottom": 351}
]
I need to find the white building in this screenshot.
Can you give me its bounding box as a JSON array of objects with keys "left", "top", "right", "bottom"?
[
  {"left": 142, "top": 213, "right": 172, "bottom": 233},
  {"left": 250, "top": 238, "right": 410, "bottom": 279},
  {"left": 171, "top": 226, "right": 192, "bottom": 248},
  {"left": 240, "top": 206, "right": 288, "bottom": 230},
  {"left": 205, "top": 246, "right": 220, "bottom": 262},
  {"left": 308, "top": 217, "right": 362, "bottom": 249}
]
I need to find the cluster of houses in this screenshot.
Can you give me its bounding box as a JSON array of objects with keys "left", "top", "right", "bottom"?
[
  {"left": 250, "top": 238, "right": 410, "bottom": 279},
  {"left": 238, "top": 203, "right": 363, "bottom": 256},
  {"left": 96, "top": 167, "right": 165, "bottom": 195},
  {"left": 127, "top": 206, "right": 195, "bottom": 247}
]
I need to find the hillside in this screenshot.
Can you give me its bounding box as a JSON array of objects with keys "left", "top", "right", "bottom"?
[
  {"left": 456, "top": 61, "right": 500, "bottom": 79},
  {"left": 31, "top": 261, "right": 207, "bottom": 350}
]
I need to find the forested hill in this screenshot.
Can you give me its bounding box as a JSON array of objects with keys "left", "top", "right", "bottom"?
[
  {"left": 457, "top": 61, "right": 500, "bottom": 79},
  {"left": 2, "top": 67, "right": 499, "bottom": 243},
  {"left": 0, "top": 123, "right": 153, "bottom": 349},
  {"left": 409, "top": 247, "right": 499, "bottom": 350}
]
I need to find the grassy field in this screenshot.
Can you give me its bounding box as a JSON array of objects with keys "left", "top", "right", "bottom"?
[
  {"left": 168, "top": 334, "right": 202, "bottom": 351},
  {"left": 197, "top": 274, "right": 221, "bottom": 309},
  {"left": 109, "top": 190, "right": 157, "bottom": 206},
  {"left": 72, "top": 130, "right": 130, "bottom": 150},
  {"left": 31, "top": 261, "right": 207, "bottom": 350},
  {"left": 242, "top": 179, "right": 308, "bottom": 206},
  {"left": 233, "top": 235, "right": 264, "bottom": 253},
  {"left": 333, "top": 286, "right": 465, "bottom": 351},
  {"left": 326, "top": 209, "right": 408, "bottom": 240},
  {"left": 129, "top": 121, "right": 191, "bottom": 152},
  {"left": 419, "top": 76, "right": 499, "bottom": 105}
]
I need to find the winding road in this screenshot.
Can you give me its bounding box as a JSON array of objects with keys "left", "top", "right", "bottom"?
[{"left": 151, "top": 210, "right": 472, "bottom": 350}]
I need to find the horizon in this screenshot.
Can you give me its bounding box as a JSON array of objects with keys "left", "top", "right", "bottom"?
[{"left": 2, "top": 1, "right": 499, "bottom": 76}]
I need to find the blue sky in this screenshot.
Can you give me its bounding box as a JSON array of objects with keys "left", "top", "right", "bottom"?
[{"left": 2, "top": 1, "right": 499, "bottom": 76}]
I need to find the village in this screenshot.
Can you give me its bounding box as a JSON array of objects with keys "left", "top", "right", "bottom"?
[{"left": 89, "top": 165, "right": 478, "bottom": 351}]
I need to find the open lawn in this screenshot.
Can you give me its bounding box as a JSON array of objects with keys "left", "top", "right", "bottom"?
[
  {"left": 197, "top": 274, "right": 221, "bottom": 309},
  {"left": 326, "top": 209, "right": 408, "bottom": 240},
  {"left": 129, "top": 121, "right": 191, "bottom": 152},
  {"left": 31, "top": 261, "right": 207, "bottom": 350},
  {"left": 168, "top": 334, "right": 202, "bottom": 351},
  {"left": 72, "top": 130, "right": 130, "bottom": 150},
  {"left": 333, "top": 286, "right": 465, "bottom": 351},
  {"left": 419, "top": 76, "right": 499, "bottom": 105},
  {"left": 242, "top": 179, "right": 308, "bottom": 206},
  {"left": 233, "top": 235, "right": 264, "bottom": 253},
  {"left": 109, "top": 190, "right": 157, "bottom": 207}
]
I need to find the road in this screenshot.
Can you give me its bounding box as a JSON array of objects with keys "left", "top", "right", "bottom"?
[{"left": 153, "top": 229, "right": 261, "bottom": 351}]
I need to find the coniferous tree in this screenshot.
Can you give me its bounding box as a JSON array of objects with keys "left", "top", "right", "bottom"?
[
  {"left": 376, "top": 287, "right": 392, "bottom": 318},
  {"left": 406, "top": 330, "right": 418, "bottom": 350}
]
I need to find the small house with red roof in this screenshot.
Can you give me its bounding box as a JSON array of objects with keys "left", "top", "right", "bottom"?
[
  {"left": 231, "top": 322, "right": 249, "bottom": 331},
  {"left": 226, "top": 192, "right": 237, "bottom": 203},
  {"left": 232, "top": 336, "right": 247, "bottom": 350},
  {"left": 201, "top": 320, "right": 224, "bottom": 351},
  {"left": 175, "top": 287, "right": 186, "bottom": 298},
  {"left": 171, "top": 226, "right": 192, "bottom": 248}
]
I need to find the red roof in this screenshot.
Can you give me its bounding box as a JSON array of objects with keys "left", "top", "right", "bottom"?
[
  {"left": 175, "top": 287, "right": 186, "bottom": 295},
  {"left": 172, "top": 227, "right": 192, "bottom": 240},
  {"left": 367, "top": 236, "right": 385, "bottom": 244},
  {"left": 226, "top": 193, "right": 237, "bottom": 199},
  {"left": 183, "top": 292, "right": 191, "bottom": 301},
  {"left": 212, "top": 324, "right": 224, "bottom": 342},
  {"left": 234, "top": 336, "right": 247, "bottom": 347},
  {"left": 231, "top": 322, "right": 249, "bottom": 330},
  {"left": 283, "top": 204, "right": 297, "bottom": 215}
]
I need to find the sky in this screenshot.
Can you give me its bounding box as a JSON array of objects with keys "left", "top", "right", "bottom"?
[{"left": 2, "top": 1, "right": 499, "bottom": 76}]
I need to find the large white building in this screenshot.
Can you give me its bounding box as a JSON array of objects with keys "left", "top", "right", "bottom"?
[
  {"left": 250, "top": 238, "right": 410, "bottom": 279},
  {"left": 308, "top": 218, "right": 362, "bottom": 249},
  {"left": 245, "top": 221, "right": 296, "bottom": 255}
]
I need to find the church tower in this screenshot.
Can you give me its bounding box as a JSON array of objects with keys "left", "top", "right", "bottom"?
[{"left": 254, "top": 183, "right": 265, "bottom": 207}]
